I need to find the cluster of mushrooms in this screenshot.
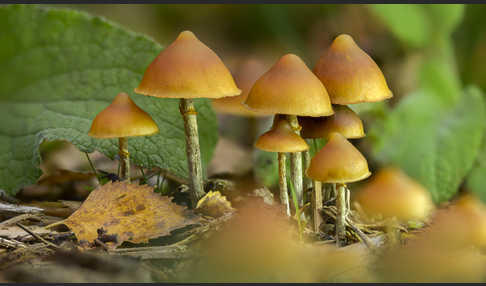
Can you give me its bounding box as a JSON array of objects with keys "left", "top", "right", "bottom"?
[{"left": 87, "top": 30, "right": 437, "bottom": 247}]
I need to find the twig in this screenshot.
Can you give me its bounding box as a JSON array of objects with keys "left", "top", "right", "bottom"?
[
  {"left": 0, "top": 202, "right": 43, "bottom": 215},
  {"left": 16, "top": 223, "right": 60, "bottom": 249},
  {"left": 85, "top": 152, "right": 99, "bottom": 180},
  {"left": 109, "top": 245, "right": 190, "bottom": 260},
  {"left": 0, "top": 214, "right": 39, "bottom": 228},
  {"left": 0, "top": 237, "right": 27, "bottom": 248},
  {"left": 94, "top": 238, "right": 109, "bottom": 251}
]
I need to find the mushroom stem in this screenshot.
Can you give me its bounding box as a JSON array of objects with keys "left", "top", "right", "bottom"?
[
  {"left": 118, "top": 137, "right": 130, "bottom": 183},
  {"left": 303, "top": 149, "right": 313, "bottom": 192},
  {"left": 286, "top": 115, "right": 304, "bottom": 209},
  {"left": 312, "top": 180, "right": 323, "bottom": 232},
  {"left": 179, "top": 98, "right": 205, "bottom": 207},
  {"left": 336, "top": 183, "right": 347, "bottom": 247},
  {"left": 278, "top": 152, "right": 290, "bottom": 216}
]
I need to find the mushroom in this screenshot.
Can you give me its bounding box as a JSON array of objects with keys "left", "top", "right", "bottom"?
[
  {"left": 313, "top": 34, "right": 392, "bottom": 105},
  {"left": 245, "top": 53, "right": 333, "bottom": 212},
  {"left": 420, "top": 194, "right": 486, "bottom": 249},
  {"left": 211, "top": 58, "right": 271, "bottom": 149},
  {"left": 299, "top": 105, "right": 365, "bottom": 232},
  {"left": 299, "top": 105, "right": 365, "bottom": 140},
  {"left": 354, "top": 167, "right": 434, "bottom": 245},
  {"left": 135, "top": 31, "right": 241, "bottom": 207},
  {"left": 212, "top": 58, "right": 269, "bottom": 118},
  {"left": 255, "top": 114, "right": 309, "bottom": 216},
  {"left": 306, "top": 132, "right": 371, "bottom": 246},
  {"left": 88, "top": 92, "right": 159, "bottom": 183}
]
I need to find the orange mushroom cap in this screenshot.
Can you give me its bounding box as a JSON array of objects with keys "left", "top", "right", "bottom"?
[
  {"left": 314, "top": 34, "right": 392, "bottom": 105},
  {"left": 414, "top": 194, "right": 486, "bottom": 249},
  {"left": 212, "top": 58, "right": 270, "bottom": 117},
  {"left": 88, "top": 93, "right": 159, "bottom": 139},
  {"left": 355, "top": 167, "right": 434, "bottom": 222},
  {"left": 306, "top": 132, "right": 370, "bottom": 183},
  {"left": 135, "top": 30, "right": 241, "bottom": 99},
  {"left": 244, "top": 54, "right": 334, "bottom": 117},
  {"left": 255, "top": 115, "right": 309, "bottom": 153},
  {"left": 299, "top": 105, "right": 364, "bottom": 139}
]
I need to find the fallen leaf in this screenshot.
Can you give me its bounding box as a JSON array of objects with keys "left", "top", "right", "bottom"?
[
  {"left": 195, "top": 191, "right": 235, "bottom": 218},
  {"left": 63, "top": 181, "right": 200, "bottom": 247}
]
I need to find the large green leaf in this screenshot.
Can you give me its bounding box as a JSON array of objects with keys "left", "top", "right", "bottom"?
[
  {"left": 467, "top": 134, "right": 486, "bottom": 203},
  {"left": 370, "top": 4, "right": 429, "bottom": 49},
  {"left": 370, "top": 87, "right": 485, "bottom": 204},
  {"left": 370, "top": 4, "right": 464, "bottom": 49},
  {"left": 0, "top": 5, "right": 218, "bottom": 194}
]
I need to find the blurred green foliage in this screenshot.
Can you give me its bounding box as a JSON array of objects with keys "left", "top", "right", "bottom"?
[
  {"left": 369, "top": 4, "right": 486, "bottom": 203},
  {"left": 0, "top": 5, "right": 218, "bottom": 194},
  {"left": 2, "top": 4, "right": 486, "bottom": 203}
]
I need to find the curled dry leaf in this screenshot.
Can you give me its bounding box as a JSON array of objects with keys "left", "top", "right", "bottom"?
[
  {"left": 195, "top": 191, "right": 235, "bottom": 218},
  {"left": 63, "top": 181, "right": 200, "bottom": 247}
]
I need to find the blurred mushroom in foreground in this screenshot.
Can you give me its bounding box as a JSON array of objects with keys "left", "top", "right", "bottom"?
[{"left": 354, "top": 167, "right": 434, "bottom": 245}]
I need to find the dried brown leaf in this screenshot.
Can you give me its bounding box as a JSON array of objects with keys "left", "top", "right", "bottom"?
[{"left": 63, "top": 181, "right": 200, "bottom": 247}]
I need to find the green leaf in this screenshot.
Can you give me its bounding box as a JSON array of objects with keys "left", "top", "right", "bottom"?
[
  {"left": 423, "top": 4, "right": 464, "bottom": 36},
  {"left": 254, "top": 150, "right": 279, "bottom": 188},
  {"left": 466, "top": 131, "right": 486, "bottom": 203},
  {"left": 370, "top": 87, "right": 485, "bottom": 204},
  {"left": 0, "top": 5, "right": 218, "bottom": 194},
  {"left": 370, "top": 4, "right": 429, "bottom": 48}
]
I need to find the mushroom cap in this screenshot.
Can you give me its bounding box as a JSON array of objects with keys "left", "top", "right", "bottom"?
[
  {"left": 355, "top": 167, "right": 434, "bottom": 222},
  {"left": 135, "top": 30, "right": 241, "bottom": 99},
  {"left": 88, "top": 93, "right": 159, "bottom": 139},
  {"left": 416, "top": 194, "right": 486, "bottom": 249},
  {"left": 244, "top": 54, "right": 334, "bottom": 117},
  {"left": 452, "top": 194, "right": 486, "bottom": 247},
  {"left": 211, "top": 58, "right": 270, "bottom": 117},
  {"left": 255, "top": 115, "right": 309, "bottom": 153},
  {"left": 299, "top": 105, "right": 364, "bottom": 139},
  {"left": 314, "top": 34, "right": 392, "bottom": 105},
  {"left": 306, "top": 132, "right": 370, "bottom": 183}
]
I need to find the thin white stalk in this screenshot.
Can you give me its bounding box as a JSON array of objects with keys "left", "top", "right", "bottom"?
[
  {"left": 180, "top": 98, "right": 205, "bottom": 208},
  {"left": 278, "top": 152, "right": 290, "bottom": 216}
]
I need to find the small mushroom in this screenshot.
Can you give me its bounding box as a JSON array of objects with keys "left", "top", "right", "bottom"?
[
  {"left": 299, "top": 105, "right": 365, "bottom": 140},
  {"left": 299, "top": 105, "right": 365, "bottom": 232},
  {"left": 354, "top": 167, "right": 434, "bottom": 245},
  {"left": 313, "top": 34, "right": 393, "bottom": 105},
  {"left": 306, "top": 132, "right": 371, "bottom": 246},
  {"left": 88, "top": 92, "right": 159, "bottom": 183},
  {"left": 255, "top": 114, "right": 309, "bottom": 216},
  {"left": 245, "top": 53, "right": 334, "bottom": 211},
  {"left": 135, "top": 31, "right": 241, "bottom": 207}
]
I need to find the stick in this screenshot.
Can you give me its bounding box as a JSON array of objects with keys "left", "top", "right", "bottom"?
[{"left": 16, "top": 223, "right": 60, "bottom": 249}]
